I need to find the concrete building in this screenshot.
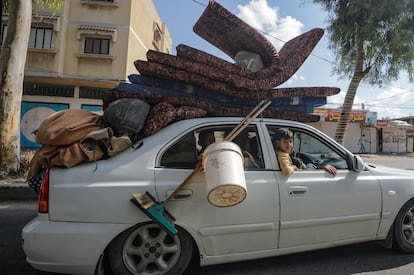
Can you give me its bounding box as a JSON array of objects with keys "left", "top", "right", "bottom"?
[
  {"left": 313, "top": 108, "right": 414, "bottom": 154},
  {"left": 399, "top": 116, "right": 414, "bottom": 125},
  {"left": 376, "top": 120, "right": 414, "bottom": 153},
  {"left": 1, "top": 0, "right": 171, "bottom": 147}
]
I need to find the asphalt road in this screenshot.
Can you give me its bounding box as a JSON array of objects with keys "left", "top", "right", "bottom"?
[
  {"left": 0, "top": 201, "right": 49, "bottom": 275},
  {"left": 4, "top": 200, "right": 414, "bottom": 275},
  {"left": 361, "top": 156, "right": 414, "bottom": 170},
  {"left": 2, "top": 156, "right": 414, "bottom": 275}
]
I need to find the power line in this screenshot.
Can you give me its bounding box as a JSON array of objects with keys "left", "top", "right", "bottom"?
[
  {"left": 369, "top": 90, "right": 413, "bottom": 102},
  {"left": 190, "top": 0, "right": 414, "bottom": 102},
  {"left": 324, "top": 102, "right": 414, "bottom": 110},
  {"left": 251, "top": 15, "right": 414, "bottom": 97},
  {"left": 191, "top": 0, "right": 207, "bottom": 7}
]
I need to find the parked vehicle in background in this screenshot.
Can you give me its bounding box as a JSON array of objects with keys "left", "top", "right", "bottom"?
[{"left": 22, "top": 117, "right": 414, "bottom": 275}]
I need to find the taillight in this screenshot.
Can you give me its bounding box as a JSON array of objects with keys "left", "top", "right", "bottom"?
[{"left": 38, "top": 169, "right": 50, "bottom": 213}]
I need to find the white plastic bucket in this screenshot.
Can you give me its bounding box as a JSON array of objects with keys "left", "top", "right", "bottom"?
[{"left": 202, "top": 141, "right": 247, "bottom": 207}]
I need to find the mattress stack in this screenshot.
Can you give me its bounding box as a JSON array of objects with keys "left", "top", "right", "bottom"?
[{"left": 104, "top": 0, "right": 340, "bottom": 130}]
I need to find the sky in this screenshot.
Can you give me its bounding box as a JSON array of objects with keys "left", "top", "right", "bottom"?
[{"left": 152, "top": 0, "right": 414, "bottom": 119}]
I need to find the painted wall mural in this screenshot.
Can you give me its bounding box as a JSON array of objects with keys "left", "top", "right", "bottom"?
[{"left": 21, "top": 102, "right": 69, "bottom": 148}]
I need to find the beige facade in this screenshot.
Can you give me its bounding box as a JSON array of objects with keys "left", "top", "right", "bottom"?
[
  {"left": 22, "top": 0, "right": 171, "bottom": 96},
  {"left": 1, "top": 0, "right": 171, "bottom": 147}
]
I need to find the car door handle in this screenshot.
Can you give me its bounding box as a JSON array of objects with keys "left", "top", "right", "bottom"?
[
  {"left": 166, "top": 189, "right": 193, "bottom": 200},
  {"left": 288, "top": 186, "right": 308, "bottom": 196}
]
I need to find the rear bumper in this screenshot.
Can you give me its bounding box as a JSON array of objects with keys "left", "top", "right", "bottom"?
[{"left": 22, "top": 214, "right": 131, "bottom": 275}]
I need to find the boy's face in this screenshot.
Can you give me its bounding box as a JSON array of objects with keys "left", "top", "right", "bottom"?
[{"left": 276, "top": 137, "right": 294, "bottom": 153}]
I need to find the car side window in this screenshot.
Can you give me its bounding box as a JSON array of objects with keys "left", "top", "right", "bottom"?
[
  {"left": 267, "top": 125, "right": 347, "bottom": 170},
  {"left": 196, "top": 125, "right": 264, "bottom": 170},
  {"left": 231, "top": 126, "right": 264, "bottom": 169},
  {"left": 160, "top": 124, "right": 264, "bottom": 170},
  {"left": 160, "top": 132, "right": 197, "bottom": 169},
  {"left": 292, "top": 132, "right": 347, "bottom": 170}
]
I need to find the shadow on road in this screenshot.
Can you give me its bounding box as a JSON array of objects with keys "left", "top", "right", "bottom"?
[
  {"left": 193, "top": 241, "right": 414, "bottom": 275},
  {"left": 3, "top": 202, "right": 414, "bottom": 275}
]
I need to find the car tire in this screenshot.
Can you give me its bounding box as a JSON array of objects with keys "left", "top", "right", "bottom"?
[
  {"left": 108, "top": 222, "right": 194, "bottom": 275},
  {"left": 393, "top": 200, "right": 414, "bottom": 253}
]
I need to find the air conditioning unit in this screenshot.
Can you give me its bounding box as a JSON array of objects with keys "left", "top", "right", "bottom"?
[{"left": 234, "top": 51, "right": 264, "bottom": 72}]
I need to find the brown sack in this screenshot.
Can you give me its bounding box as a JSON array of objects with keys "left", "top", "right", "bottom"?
[
  {"left": 35, "top": 109, "right": 102, "bottom": 146},
  {"left": 27, "top": 141, "right": 105, "bottom": 179},
  {"left": 27, "top": 145, "right": 59, "bottom": 179}
]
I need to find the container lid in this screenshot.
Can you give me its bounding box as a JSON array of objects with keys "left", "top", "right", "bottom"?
[
  {"left": 203, "top": 141, "right": 242, "bottom": 156},
  {"left": 202, "top": 141, "right": 243, "bottom": 169}
]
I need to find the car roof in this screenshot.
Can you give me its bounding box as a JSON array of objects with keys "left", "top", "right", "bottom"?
[{"left": 145, "top": 117, "right": 314, "bottom": 141}]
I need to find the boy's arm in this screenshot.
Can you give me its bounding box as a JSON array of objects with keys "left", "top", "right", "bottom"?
[
  {"left": 277, "top": 152, "right": 297, "bottom": 176},
  {"left": 319, "top": 164, "right": 337, "bottom": 176}
]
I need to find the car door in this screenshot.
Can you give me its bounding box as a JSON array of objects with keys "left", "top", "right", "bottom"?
[
  {"left": 266, "top": 124, "right": 382, "bottom": 249},
  {"left": 154, "top": 122, "right": 280, "bottom": 256}
]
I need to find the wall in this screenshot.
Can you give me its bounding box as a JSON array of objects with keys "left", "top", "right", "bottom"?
[
  {"left": 382, "top": 128, "right": 407, "bottom": 153},
  {"left": 309, "top": 122, "right": 377, "bottom": 154}
]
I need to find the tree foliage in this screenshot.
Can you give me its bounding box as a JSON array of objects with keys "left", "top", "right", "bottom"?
[
  {"left": 315, "top": 0, "right": 414, "bottom": 85},
  {"left": 312, "top": 0, "right": 414, "bottom": 144},
  {"left": 2, "top": 0, "right": 63, "bottom": 12},
  {"left": 33, "top": 0, "right": 63, "bottom": 12}
]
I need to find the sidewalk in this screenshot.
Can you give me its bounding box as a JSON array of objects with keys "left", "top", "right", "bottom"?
[
  {"left": 0, "top": 181, "right": 37, "bottom": 201},
  {"left": 358, "top": 152, "right": 414, "bottom": 159}
]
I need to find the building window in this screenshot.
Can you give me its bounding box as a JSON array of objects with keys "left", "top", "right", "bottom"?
[
  {"left": 84, "top": 38, "right": 110, "bottom": 54},
  {"left": 79, "top": 87, "right": 107, "bottom": 99},
  {"left": 152, "top": 23, "right": 162, "bottom": 49},
  {"left": 153, "top": 24, "right": 162, "bottom": 44},
  {"left": 80, "top": 0, "right": 119, "bottom": 8},
  {"left": 23, "top": 83, "right": 74, "bottom": 97},
  {"left": 29, "top": 27, "right": 53, "bottom": 49}
]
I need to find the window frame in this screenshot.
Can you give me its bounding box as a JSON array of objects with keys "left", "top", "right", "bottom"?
[
  {"left": 266, "top": 124, "right": 350, "bottom": 171},
  {"left": 1, "top": 25, "right": 53, "bottom": 49},
  {"left": 152, "top": 22, "right": 163, "bottom": 50},
  {"left": 28, "top": 27, "right": 53, "bottom": 49},
  {"left": 159, "top": 131, "right": 198, "bottom": 169},
  {"left": 84, "top": 37, "right": 110, "bottom": 55}
]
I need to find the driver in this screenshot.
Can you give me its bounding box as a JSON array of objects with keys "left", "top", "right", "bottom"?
[{"left": 273, "top": 128, "right": 337, "bottom": 176}]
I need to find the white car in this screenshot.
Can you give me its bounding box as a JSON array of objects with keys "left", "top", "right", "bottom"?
[{"left": 22, "top": 117, "right": 414, "bottom": 275}]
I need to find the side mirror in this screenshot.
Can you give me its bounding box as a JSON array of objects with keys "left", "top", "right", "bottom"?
[{"left": 353, "top": 155, "right": 365, "bottom": 172}]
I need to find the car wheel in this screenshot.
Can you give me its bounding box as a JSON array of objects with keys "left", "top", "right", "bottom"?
[
  {"left": 108, "top": 222, "right": 194, "bottom": 275},
  {"left": 94, "top": 252, "right": 105, "bottom": 275},
  {"left": 393, "top": 200, "right": 414, "bottom": 253}
]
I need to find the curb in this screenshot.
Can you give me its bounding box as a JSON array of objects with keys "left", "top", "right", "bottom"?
[{"left": 0, "top": 183, "right": 38, "bottom": 201}]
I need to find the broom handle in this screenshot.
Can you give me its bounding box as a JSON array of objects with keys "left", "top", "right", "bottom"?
[
  {"left": 162, "top": 166, "right": 203, "bottom": 205},
  {"left": 163, "top": 99, "right": 271, "bottom": 205},
  {"left": 225, "top": 100, "right": 271, "bottom": 141}
]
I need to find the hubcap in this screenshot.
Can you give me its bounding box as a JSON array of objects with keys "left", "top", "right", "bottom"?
[
  {"left": 122, "top": 224, "right": 181, "bottom": 274},
  {"left": 144, "top": 241, "right": 162, "bottom": 259}
]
